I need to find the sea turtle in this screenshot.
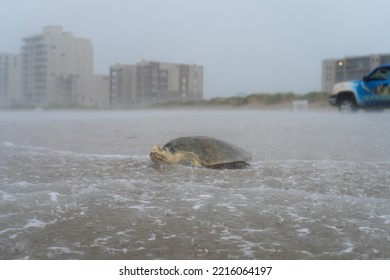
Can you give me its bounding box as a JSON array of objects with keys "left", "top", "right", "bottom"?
[{"left": 150, "top": 136, "right": 252, "bottom": 169}]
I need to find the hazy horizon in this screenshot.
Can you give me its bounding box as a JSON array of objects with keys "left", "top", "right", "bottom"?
[{"left": 1, "top": 0, "right": 390, "bottom": 98}]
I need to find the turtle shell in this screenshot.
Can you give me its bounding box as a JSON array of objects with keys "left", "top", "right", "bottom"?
[{"left": 164, "top": 136, "right": 252, "bottom": 168}]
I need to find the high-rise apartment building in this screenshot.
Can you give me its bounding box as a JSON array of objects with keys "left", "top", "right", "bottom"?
[
  {"left": 322, "top": 53, "right": 390, "bottom": 93},
  {"left": 0, "top": 52, "right": 20, "bottom": 107},
  {"left": 21, "top": 25, "right": 93, "bottom": 106},
  {"left": 110, "top": 61, "right": 203, "bottom": 107},
  {"left": 92, "top": 74, "right": 110, "bottom": 108}
]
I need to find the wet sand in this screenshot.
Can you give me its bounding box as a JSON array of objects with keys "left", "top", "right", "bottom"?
[{"left": 1, "top": 110, "right": 390, "bottom": 259}]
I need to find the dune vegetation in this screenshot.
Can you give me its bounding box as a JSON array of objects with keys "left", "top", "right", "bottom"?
[{"left": 150, "top": 91, "right": 330, "bottom": 109}]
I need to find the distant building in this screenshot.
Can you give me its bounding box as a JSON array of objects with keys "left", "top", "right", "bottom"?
[
  {"left": 110, "top": 60, "right": 203, "bottom": 107},
  {"left": 20, "top": 25, "right": 94, "bottom": 107},
  {"left": 91, "top": 74, "right": 110, "bottom": 108},
  {"left": 0, "top": 52, "right": 20, "bottom": 107},
  {"left": 322, "top": 53, "right": 390, "bottom": 93}
]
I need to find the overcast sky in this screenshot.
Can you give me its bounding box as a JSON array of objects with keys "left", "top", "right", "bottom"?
[{"left": 1, "top": 0, "right": 389, "bottom": 98}]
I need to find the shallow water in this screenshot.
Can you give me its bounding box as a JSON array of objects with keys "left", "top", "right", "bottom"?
[{"left": 1, "top": 110, "right": 390, "bottom": 259}]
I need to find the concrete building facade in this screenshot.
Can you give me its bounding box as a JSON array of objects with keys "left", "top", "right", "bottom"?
[
  {"left": 110, "top": 61, "right": 203, "bottom": 107},
  {"left": 0, "top": 52, "right": 20, "bottom": 107},
  {"left": 322, "top": 53, "right": 390, "bottom": 93},
  {"left": 21, "top": 25, "right": 94, "bottom": 107},
  {"left": 91, "top": 74, "right": 110, "bottom": 108}
]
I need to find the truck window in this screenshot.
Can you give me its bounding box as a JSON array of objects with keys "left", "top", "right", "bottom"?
[{"left": 368, "top": 68, "right": 390, "bottom": 81}]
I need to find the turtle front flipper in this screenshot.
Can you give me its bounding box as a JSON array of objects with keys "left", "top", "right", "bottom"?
[{"left": 177, "top": 152, "right": 203, "bottom": 167}]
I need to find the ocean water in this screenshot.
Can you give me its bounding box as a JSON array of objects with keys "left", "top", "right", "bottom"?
[{"left": 1, "top": 109, "right": 390, "bottom": 259}]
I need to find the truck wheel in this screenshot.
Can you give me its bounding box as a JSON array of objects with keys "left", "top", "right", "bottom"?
[{"left": 338, "top": 97, "right": 357, "bottom": 113}]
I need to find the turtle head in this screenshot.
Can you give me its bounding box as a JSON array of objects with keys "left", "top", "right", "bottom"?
[{"left": 150, "top": 144, "right": 176, "bottom": 164}]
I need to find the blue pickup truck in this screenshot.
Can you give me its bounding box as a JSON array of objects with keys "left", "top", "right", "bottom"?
[{"left": 328, "top": 64, "right": 390, "bottom": 112}]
